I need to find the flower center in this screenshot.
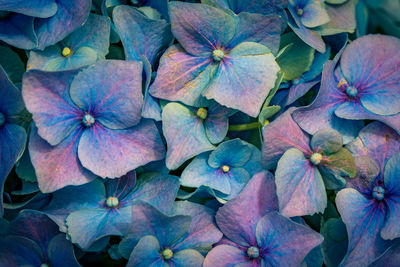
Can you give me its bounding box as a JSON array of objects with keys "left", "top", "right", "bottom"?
[
  {"left": 221, "top": 165, "right": 230, "bottom": 173},
  {"left": 296, "top": 8, "right": 304, "bottom": 16},
  {"left": 372, "top": 186, "right": 385, "bottom": 201},
  {"left": 161, "top": 248, "right": 173, "bottom": 260},
  {"left": 0, "top": 112, "right": 5, "bottom": 127},
  {"left": 212, "top": 49, "right": 225, "bottom": 62},
  {"left": 106, "top": 196, "right": 119, "bottom": 208},
  {"left": 196, "top": 108, "right": 208, "bottom": 120},
  {"left": 247, "top": 246, "right": 260, "bottom": 259},
  {"left": 310, "top": 153, "right": 323, "bottom": 165},
  {"left": 345, "top": 86, "right": 358, "bottom": 98},
  {"left": 62, "top": 47, "right": 72, "bottom": 57},
  {"left": 82, "top": 113, "right": 95, "bottom": 127}
]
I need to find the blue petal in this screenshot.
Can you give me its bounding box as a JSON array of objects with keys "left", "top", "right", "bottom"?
[
  {"left": 336, "top": 188, "right": 390, "bottom": 266},
  {"left": 310, "top": 128, "right": 343, "bottom": 154},
  {"left": 47, "top": 234, "right": 80, "bottom": 267},
  {"left": 113, "top": 5, "right": 172, "bottom": 65},
  {"left": 77, "top": 119, "right": 165, "bottom": 178},
  {"left": 181, "top": 153, "right": 231, "bottom": 195},
  {"left": 170, "top": 249, "right": 204, "bottom": 267},
  {"left": 0, "top": 0, "right": 57, "bottom": 18},
  {"left": 35, "top": 0, "right": 91, "bottom": 50},
  {"left": 162, "top": 103, "right": 214, "bottom": 170},
  {"left": 203, "top": 42, "right": 280, "bottom": 117},
  {"left": 275, "top": 148, "right": 327, "bottom": 217},
  {"left": 208, "top": 139, "right": 253, "bottom": 168},
  {"left": 0, "top": 236, "right": 43, "bottom": 266},
  {"left": 126, "top": 235, "right": 163, "bottom": 267},
  {"left": 169, "top": 1, "right": 235, "bottom": 56},
  {"left": 301, "top": 0, "right": 330, "bottom": 28},
  {"left": 0, "top": 124, "right": 26, "bottom": 216},
  {"left": 320, "top": 218, "right": 348, "bottom": 267},
  {"left": 216, "top": 171, "right": 278, "bottom": 246},
  {"left": 70, "top": 60, "right": 143, "bottom": 130},
  {"left": 381, "top": 152, "right": 400, "bottom": 240},
  {"left": 204, "top": 101, "right": 233, "bottom": 144},
  {"left": 203, "top": 0, "right": 288, "bottom": 16},
  {"left": 0, "top": 13, "right": 37, "bottom": 49},
  {"left": 256, "top": 211, "right": 323, "bottom": 265}
]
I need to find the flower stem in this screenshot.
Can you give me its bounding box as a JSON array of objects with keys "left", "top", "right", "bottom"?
[{"left": 228, "top": 122, "right": 259, "bottom": 131}]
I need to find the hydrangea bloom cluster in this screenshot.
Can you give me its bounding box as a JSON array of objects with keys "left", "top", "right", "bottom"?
[{"left": 0, "top": 0, "right": 399, "bottom": 266}]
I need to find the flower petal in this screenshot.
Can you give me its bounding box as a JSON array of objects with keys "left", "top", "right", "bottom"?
[
  {"left": 0, "top": 0, "right": 57, "bottom": 18},
  {"left": 301, "top": 0, "right": 330, "bottom": 28},
  {"left": 340, "top": 35, "right": 400, "bottom": 115},
  {"left": 203, "top": 245, "right": 248, "bottom": 267},
  {"left": 262, "top": 109, "right": 311, "bottom": 169},
  {"left": 78, "top": 119, "right": 165, "bottom": 178},
  {"left": 216, "top": 171, "right": 278, "bottom": 246},
  {"left": 311, "top": 128, "right": 343, "bottom": 154},
  {"left": 162, "top": 103, "right": 214, "bottom": 170},
  {"left": 169, "top": 1, "right": 235, "bottom": 56},
  {"left": 35, "top": 0, "right": 91, "bottom": 50},
  {"left": 47, "top": 234, "right": 80, "bottom": 267},
  {"left": 256, "top": 211, "right": 323, "bottom": 265},
  {"left": 171, "top": 249, "right": 205, "bottom": 267},
  {"left": 70, "top": 60, "right": 143, "bottom": 130},
  {"left": 336, "top": 188, "right": 390, "bottom": 266},
  {"left": 149, "top": 45, "right": 214, "bottom": 107},
  {"left": 113, "top": 5, "right": 172, "bottom": 65},
  {"left": 0, "top": 13, "right": 37, "bottom": 50},
  {"left": 275, "top": 148, "right": 327, "bottom": 217},
  {"left": 203, "top": 42, "right": 280, "bottom": 117},
  {"left": 208, "top": 139, "right": 253, "bottom": 168},
  {"left": 126, "top": 235, "right": 163, "bottom": 267},
  {"left": 23, "top": 69, "right": 82, "bottom": 146}
]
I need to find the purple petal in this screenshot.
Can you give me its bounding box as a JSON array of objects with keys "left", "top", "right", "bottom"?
[
  {"left": 23, "top": 69, "right": 82, "bottom": 146},
  {"left": 203, "top": 245, "right": 248, "bottom": 267},
  {"left": 169, "top": 1, "right": 235, "bottom": 56},
  {"left": 35, "top": 0, "right": 91, "bottom": 50},
  {"left": 0, "top": 0, "right": 57, "bottom": 18},
  {"left": 113, "top": 5, "right": 172, "bottom": 65},
  {"left": 317, "top": 1, "right": 356, "bottom": 35},
  {"left": 256, "top": 211, "right": 323, "bottom": 265},
  {"left": 162, "top": 103, "right": 214, "bottom": 170},
  {"left": 336, "top": 188, "right": 390, "bottom": 266},
  {"left": 169, "top": 201, "right": 222, "bottom": 252},
  {"left": 0, "top": 236, "right": 43, "bottom": 266},
  {"left": 216, "top": 171, "right": 278, "bottom": 246},
  {"left": 275, "top": 148, "right": 327, "bottom": 217},
  {"left": 70, "top": 60, "right": 143, "bottom": 130},
  {"left": 149, "top": 45, "right": 214, "bottom": 107},
  {"left": 340, "top": 35, "right": 400, "bottom": 115},
  {"left": 47, "top": 234, "right": 80, "bottom": 267},
  {"left": 203, "top": 42, "right": 280, "bottom": 117},
  {"left": 346, "top": 122, "right": 400, "bottom": 176},
  {"left": 301, "top": 0, "right": 330, "bottom": 28},
  {"left": 262, "top": 109, "right": 311, "bottom": 169},
  {"left": 78, "top": 119, "right": 165, "bottom": 178},
  {"left": 29, "top": 125, "right": 96, "bottom": 193},
  {"left": 8, "top": 210, "right": 59, "bottom": 252}
]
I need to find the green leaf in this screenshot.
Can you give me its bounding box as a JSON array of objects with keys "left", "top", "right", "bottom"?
[
  {"left": 276, "top": 32, "right": 315, "bottom": 80},
  {"left": 0, "top": 46, "right": 25, "bottom": 83}
]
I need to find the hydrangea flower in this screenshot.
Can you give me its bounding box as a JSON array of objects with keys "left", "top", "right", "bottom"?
[
  {"left": 118, "top": 201, "right": 222, "bottom": 266},
  {"left": 204, "top": 171, "right": 323, "bottom": 266},
  {"left": 336, "top": 122, "right": 400, "bottom": 266},
  {"left": 113, "top": 4, "right": 173, "bottom": 121},
  {"left": 27, "top": 14, "right": 111, "bottom": 71},
  {"left": 23, "top": 60, "right": 165, "bottom": 192},
  {"left": 0, "top": 210, "right": 80, "bottom": 266},
  {"left": 180, "top": 138, "right": 261, "bottom": 201},
  {"left": 149, "top": 1, "right": 284, "bottom": 117},
  {"left": 162, "top": 101, "right": 235, "bottom": 170},
  {"left": 0, "top": 0, "right": 91, "bottom": 50},
  {"left": 43, "top": 172, "right": 179, "bottom": 249},
  {"left": 262, "top": 110, "right": 356, "bottom": 216},
  {"left": 0, "top": 66, "right": 26, "bottom": 216},
  {"left": 293, "top": 35, "right": 400, "bottom": 140}
]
